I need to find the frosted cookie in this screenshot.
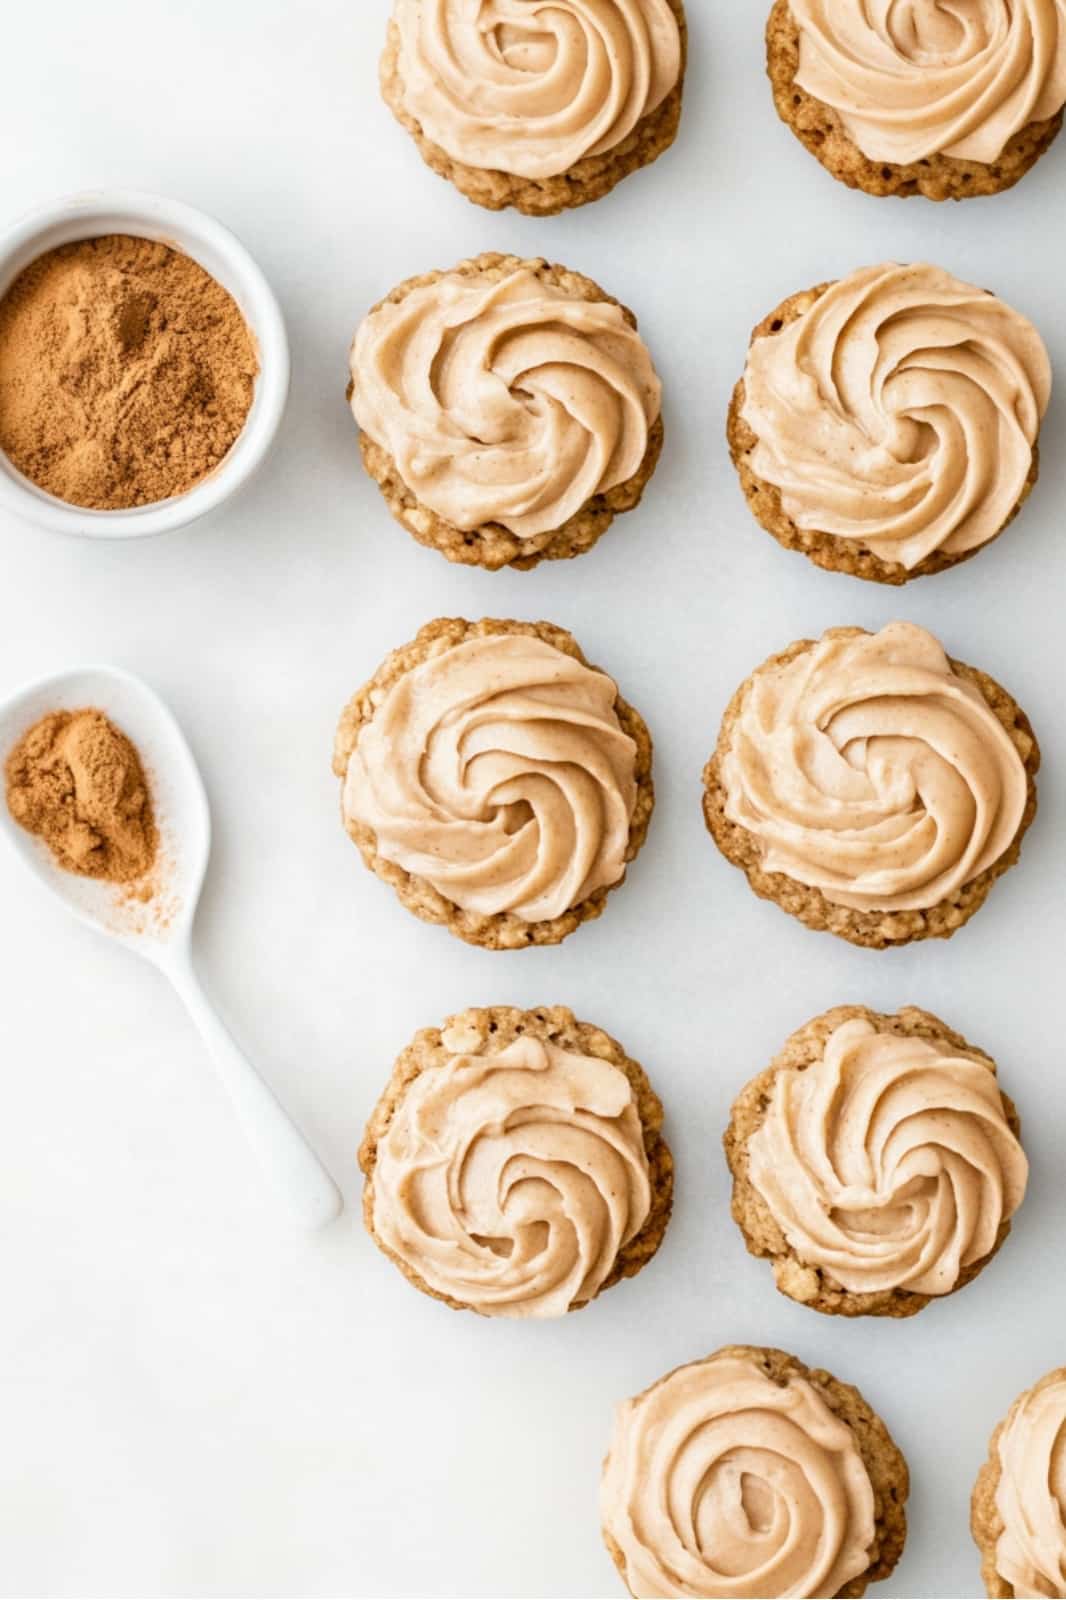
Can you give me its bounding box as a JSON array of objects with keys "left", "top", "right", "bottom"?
[
  {"left": 601, "top": 1344, "right": 909, "bottom": 1598},
  {"left": 348, "top": 253, "right": 663, "bottom": 570},
  {"left": 380, "top": 0, "right": 686, "bottom": 215},
  {"left": 972, "top": 1366, "right": 1066, "bottom": 1598},
  {"left": 728, "top": 264, "right": 1051, "bottom": 585},
  {"left": 333, "top": 617, "right": 654, "bottom": 949},
  {"left": 702, "top": 623, "right": 1039, "bottom": 949},
  {"left": 725, "top": 1005, "right": 1028, "bottom": 1318},
  {"left": 767, "top": 0, "right": 1066, "bottom": 199},
  {"left": 359, "top": 1005, "right": 672, "bottom": 1318}
]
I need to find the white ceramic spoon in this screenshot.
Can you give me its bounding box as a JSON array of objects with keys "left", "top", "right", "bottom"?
[{"left": 0, "top": 665, "right": 343, "bottom": 1230}]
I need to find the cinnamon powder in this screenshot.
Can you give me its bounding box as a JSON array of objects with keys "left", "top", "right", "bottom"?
[
  {"left": 0, "top": 235, "right": 259, "bottom": 510},
  {"left": 5, "top": 708, "right": 157, "bottom": 884}
]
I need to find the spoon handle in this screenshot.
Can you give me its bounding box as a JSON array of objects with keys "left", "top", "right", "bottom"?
[{"left": 166, "top": 954, "right": 343, "bottom": 1230}]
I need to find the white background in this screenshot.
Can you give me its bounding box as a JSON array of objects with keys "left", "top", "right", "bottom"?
[{"left": 1, "top": 3, "right": 1063, "bottom": 1596}]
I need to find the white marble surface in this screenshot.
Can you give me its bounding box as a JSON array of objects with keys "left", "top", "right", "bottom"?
[{"left": 1, "top": 3, "right": 1064, "bottom": 1595}]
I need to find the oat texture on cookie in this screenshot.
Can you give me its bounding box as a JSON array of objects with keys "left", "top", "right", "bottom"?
[{"left": 972, "top": 1366, "right": 1066, "bottom": 1598}]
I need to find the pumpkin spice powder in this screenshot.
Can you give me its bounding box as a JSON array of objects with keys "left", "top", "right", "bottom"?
[
  {"left": 0, "top": 234, "right": 259, "bottom": 510},
  {"left": 5, "top": 708, "right": 157, "bottom": 885}
]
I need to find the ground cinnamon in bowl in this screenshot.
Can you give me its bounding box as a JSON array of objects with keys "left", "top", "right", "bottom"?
[
  {"left": 0, "top": 235, "right": 259, "bottom": 510},
  {"left": 5, "top": 708, "right": 157, "bottom": 883}
]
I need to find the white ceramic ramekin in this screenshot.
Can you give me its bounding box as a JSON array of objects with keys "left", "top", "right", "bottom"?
[{"left": 0, "top": 189, "right": 290, "bottom": 538}]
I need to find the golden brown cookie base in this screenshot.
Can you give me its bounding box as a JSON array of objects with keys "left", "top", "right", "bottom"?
[
  {"left": 334, "top": 617, "right": 654, "bottom": 950},
  {"left": 701, "top": 627, "right": 1040, "bottom": 949},
  {"left": 358, "top": 415, "right": 663, "bottom": 572},
  {"left": 727, "top": 283, "right": 1041, "bottom": 585},
  {"left": 971, "top": 1422, "right": 1014, "bottom": 1599},
  {"left": 602, "top": 1344, "right": 909, "bottom": 1599},
  {"left": 350, "top": 252, "right": 664, "bottom": 571},
  {"left": 725, "top": 1005, "right": 1022, "bottom": 1318},
  {"left": 380, "top": 2, "right": 687, "bottom": 216},
  {"left": 766, "top": 0, "right": 1064, "bottom": 200},
  {"left": 971, "top": 1365, "right": 1066, "bottom": 1598},
  {"left": 360, "top": 1005, "right": 673, "bottom": 1317}
]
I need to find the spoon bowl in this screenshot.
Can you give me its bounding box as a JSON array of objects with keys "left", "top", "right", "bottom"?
[
  {"left": 0, "top": 665, "right": 209, "bottom": 951},
  {"left": 0, "top": 665, "right": 342, "bottom": 1230}
]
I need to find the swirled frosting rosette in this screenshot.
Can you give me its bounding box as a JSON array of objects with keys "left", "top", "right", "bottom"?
[
  {"left": 387, "top": 0, "right": 683, "bottom": 178},
  {"left": 712, "top": 622, "right": 1032, "bottom": 928},
  {"left": 335, "top": 620, "right": 652, "bottom": 946},
  {"left": 744, "top": 1013, "right": 1027, "bottom": 1302},
  {"left": 737, "top": 264, "right": 1051, "bottom": 575},
  {"left": 361, "top": 1008, "right": 668, "bottom": 1318},
  {"left": 789, "top": 0, "right": 1066, "bottom": 165},
  {"left": 987, "top": 1369, "right": 1066, "bottom": 1597},
  {"left": 600, "top": 1347, "right": 908, "bottom": 1598},
  {"left": 350, "top": 258, "right": 662, "bottom": 553}
]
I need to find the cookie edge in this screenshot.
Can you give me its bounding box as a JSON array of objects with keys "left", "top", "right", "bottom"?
[{"left": 970, "top": 1364, "right": 1066, "bottom": 1599}]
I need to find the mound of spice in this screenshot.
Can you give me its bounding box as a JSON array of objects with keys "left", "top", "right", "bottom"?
[
  {"left": 5, "top": 708, "right": 157, "bottom": 883},
  {"left": 0, "top": 235, "right": 259, "bottom": 510}
]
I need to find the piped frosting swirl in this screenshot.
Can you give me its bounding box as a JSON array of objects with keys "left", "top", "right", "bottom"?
[
  {"left": 720, "top": 622, "right": 1029, "bottom": 913},
  {"left": 369, "top": 1031, "right": 652, "bottom": 1318},
  {"left": 601, "top": 1350, "right": 877, "bottom": 1598},
  {"left": 790, "top": 0, "right": 1066, "bottom": 164},
  {"left": 389, "top": 0, "right": 683, "bottom": 178},
  {"left": 740, "top": 263, "right": 1051, "bottom": 571},
  {"left": 748, "top": 1015, "right": 1028, "bottom": 1297},
  {"left": 350, "top": 264, "right": 661, "bottom": 540},
  {"left": 993, "top": 1368, "right": 1066, "bottom": 1598},
  {"left": 342, "top": 632, "right": 639, "bottom": 922}
]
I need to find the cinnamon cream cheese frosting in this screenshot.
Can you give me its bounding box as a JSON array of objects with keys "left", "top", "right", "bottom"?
[
  {"left": 601, "top": 1350, "right": 877, "bottom": 1598},
  {"left": 790, "top": 0, "right": 1066, "bottom": 164},
  {"left": 349, "top": 265, "right": 661, "bottom": 540},
  {"left": 341, "top": 633, "right": 638, "bottom": 921},
  {"left": 720, "top": 623, "right": 1029, "bottom": 913},
  {"left": 740, "top": 264, "right": 1051, "bottom": 571},
  {"left": 747, "top": 1016, "right": 1028, "bottom": 1296},
  {"left": 389, "top": 0, "right": 683, "bottom": 178},
  {"left": 368, "top": 1032, "right": 652, "bottom": 1318},
  {"left": 993, "top": 1370, "right": 1066, "bottom": 1597}
]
